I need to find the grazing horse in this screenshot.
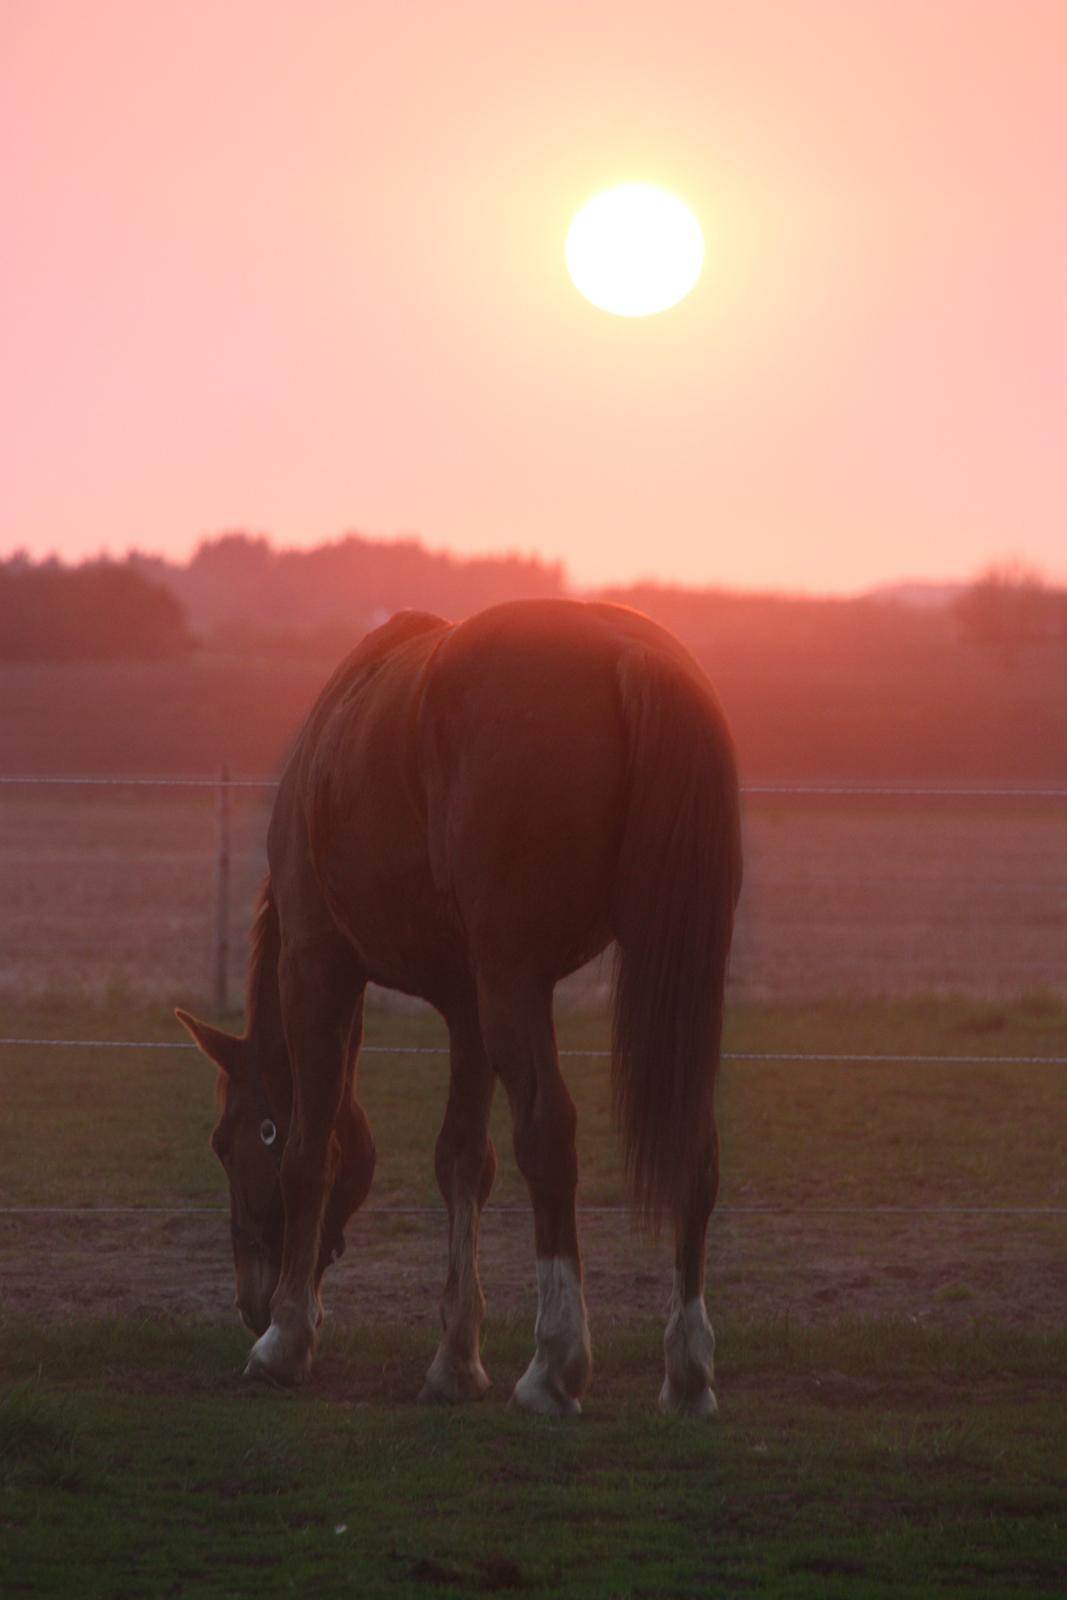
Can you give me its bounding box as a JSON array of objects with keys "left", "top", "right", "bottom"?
[{"left": 177, "top": 598, "right": 742, "bottom": 1416}]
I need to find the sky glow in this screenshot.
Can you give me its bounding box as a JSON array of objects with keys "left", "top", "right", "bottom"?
[{"left": 2, "top": 1, "right": 1065, "bottom": 592}]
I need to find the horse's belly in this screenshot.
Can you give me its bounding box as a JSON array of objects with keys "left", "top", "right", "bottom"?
[{"left": 324, "top": 803, "right": 461, "bottom": 999}]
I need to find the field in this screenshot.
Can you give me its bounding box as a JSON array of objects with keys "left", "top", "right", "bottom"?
[
  {"left": 2, "top": 992, "right": 1066, "bottom": 1596},
  {"left": 2, "top": 787, "right": 1065, "bottom": 1001},
  {"left": 3, "top": 1319, "right": 1065, "bottom": 1599},
  {"left": 5, "top": 620, "right": 1067, "bottom": 787},
  {"left": 3, "top": 762, "right": 1066, "bottom": 1597}
]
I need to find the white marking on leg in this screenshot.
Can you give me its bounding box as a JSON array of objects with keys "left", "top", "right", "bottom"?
[
  {"left": 660, "top": 1269, "right": 717, "bottom": 1417},
  {"left": 245, "top": 1322, "right": 292, "bottom": 1384},
  {"left": 243, "top": 1293, "right": 318, "bottom": 1386},
  {"left": 419, "top": 1196, "right": 491, "bottom": 1403},
  {"left": 511, "top": 1257, "right": 591, "bottom": 1417}
]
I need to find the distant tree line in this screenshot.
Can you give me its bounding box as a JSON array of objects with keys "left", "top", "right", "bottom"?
[
  {"left": 953, "top": 563, "right": 1067, "bottom": 663},
  {"left": 4, "top": 535, "right": 1064, "bottom": 671},
  {"left": 5, "top": 541, "right": 1066, "bottom": 780},
  {"left": 0, "top": 556, "right": 193, "bottom": 661},
  {"left": 0, "top": 531, "right": 564, "bottom": 661},
  {"left": 131, "top": 531, "right": 566, "bottom": 650}
]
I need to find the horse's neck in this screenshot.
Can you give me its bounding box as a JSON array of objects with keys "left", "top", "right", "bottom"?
[
  {"left": 246, "top": 881, "right": 291, "bottom": 1108},
  {"left": 253, "top": 1020, "right": 292, "bottom": 1119},
  {"left": 248, "top": 989, "right": 292, "bottom": 1120}
]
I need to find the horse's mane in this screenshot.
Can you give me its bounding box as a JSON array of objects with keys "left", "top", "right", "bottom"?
[{"left": 245, "top": 876, "right": 280, "bottom": 1031}]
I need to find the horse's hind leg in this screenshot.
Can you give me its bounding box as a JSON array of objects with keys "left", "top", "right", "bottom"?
[
  {"left": 246, "top": 932, "right": 359, "bottom": 1386},
  {"left": 660, "top": 1127, "right": 719, "bottom": 1417},
  {"left": 419, "top": 997, "right": 497, "bottom": 1404},
  {"left": 478, "top": 976, "right": 591, "bottom": 1417}
]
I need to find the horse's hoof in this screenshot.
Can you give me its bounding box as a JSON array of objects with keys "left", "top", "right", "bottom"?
[
  {"left": 658, "top": 1380, "right": 718, "bottom": 1419},
  {"left": 417, "top": 1371, "right": 491, "bottom": 1405},
  {"left": 509, "top": 1366, "right": 582, "bottom": 1418},
  {"left": 244, "top": 1322, "right": 313, "bottom": 1387},
  {"left": 417, "top": 1351, "right": 491, "bottom": 1405}
]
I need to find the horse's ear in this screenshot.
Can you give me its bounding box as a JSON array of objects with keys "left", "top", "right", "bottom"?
[{"left": 175, "top": 1008, "right": 243, "bottom": 1075}]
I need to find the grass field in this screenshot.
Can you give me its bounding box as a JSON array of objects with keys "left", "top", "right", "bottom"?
[
  {"left": 3, "top": 1319, "right": 1065, "bottom": 1600},
  {"left": 2, "top": 992, "right": 1065, "bottom": 1596}
]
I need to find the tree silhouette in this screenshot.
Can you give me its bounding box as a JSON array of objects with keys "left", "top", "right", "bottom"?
[
  {"left": 0, "top": 558, "right": 193, "bottom": 661},
  {"left": 954, "top": 563, "right": 1067, "bottom": 664}
]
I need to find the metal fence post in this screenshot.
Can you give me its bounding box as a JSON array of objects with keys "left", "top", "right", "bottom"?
[{"left": 214, "top": 764, "right": 231, "bottom": 1015}]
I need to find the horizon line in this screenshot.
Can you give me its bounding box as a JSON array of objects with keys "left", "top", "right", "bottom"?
[{"left": 4, "top": 529, "right": 1048, "bottom": 604}]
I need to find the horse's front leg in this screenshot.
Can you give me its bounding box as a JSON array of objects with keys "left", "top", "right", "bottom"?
[
  {"left": 419, "top": 1000, "right": 497, "bottom": 1403},
  {"left": 245, "top": 939, "right": 354, "bottom": 1386}
]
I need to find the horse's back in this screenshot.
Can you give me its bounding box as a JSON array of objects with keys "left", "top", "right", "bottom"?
[{"left": 274, "top": 597, "right": 731, "bottom": 996}]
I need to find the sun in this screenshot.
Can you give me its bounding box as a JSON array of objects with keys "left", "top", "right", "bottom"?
[{"left": 565, "top": 184, "right": 704, "bottom": 317}]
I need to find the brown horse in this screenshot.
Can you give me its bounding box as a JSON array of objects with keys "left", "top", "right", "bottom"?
[{"left": 177, "top": 598, "right": 741, "bottom": 1416}]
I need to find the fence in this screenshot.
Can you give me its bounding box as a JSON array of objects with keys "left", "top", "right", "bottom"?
[
  {"left": 2, "top": 768, "right": 1067, "bottom": 1004},
  {"left": 1, "top": 772, "right": 1066, "bottom": 1225}
]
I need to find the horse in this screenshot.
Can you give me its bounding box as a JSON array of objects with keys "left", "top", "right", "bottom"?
[{"left": 176, "top": 597, "right": 742, "bottom": 1416}]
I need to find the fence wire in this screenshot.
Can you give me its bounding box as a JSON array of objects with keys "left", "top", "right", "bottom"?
[
  {"left": 2, "top": 1204, "right": 1065, "bottom": 1219},
  {"left": 1, "top": 1038, "right": 1064, "bottom": 1221},
  {"left": 1, "top": 1037, "right": 1065, "bottom": 1066},
  {"left": 3, "top": 774, "right": 1067, "bottom": 797}
]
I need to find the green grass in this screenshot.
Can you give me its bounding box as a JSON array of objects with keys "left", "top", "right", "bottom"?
[
  {"left": 1, "top": 1318, "right": 1065, "bottom": 1599},
  {"left": 3, "top": 994, "right": 1066, "bottom": 1596},
  {"left": 1, "top": 991, "right": 1065, "bottom": 1209}
]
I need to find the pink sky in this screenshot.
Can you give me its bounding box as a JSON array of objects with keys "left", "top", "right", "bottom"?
[{"left": 3, "top": 0, "right": 1065, "bottom": 593}]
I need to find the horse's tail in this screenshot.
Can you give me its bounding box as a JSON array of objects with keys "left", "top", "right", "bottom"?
[{"left": 611, "top": 647, "right": 742, "bottom": 1227}]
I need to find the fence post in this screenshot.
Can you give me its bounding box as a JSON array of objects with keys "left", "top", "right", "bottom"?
[{"left": 214, "top": 764, "right": 231, "bottom": 1016}]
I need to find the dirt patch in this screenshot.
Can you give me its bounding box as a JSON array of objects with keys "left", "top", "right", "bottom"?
[{"left": 2, "top": 1205, "right": 1064, "bottom": 1335}]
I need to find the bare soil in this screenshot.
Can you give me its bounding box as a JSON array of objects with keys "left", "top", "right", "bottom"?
[{"left": 3, "top": 1204, "right": 1064, "bottom": 1340}]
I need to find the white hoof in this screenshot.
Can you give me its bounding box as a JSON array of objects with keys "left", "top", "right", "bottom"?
[
  {"left": 509, "top": 1356, "right": 583, "bottom": 1418},
  {"left": 662, "top": 1282, "right": 716, "bottom": 1418},
  {"left": 243, "top": 1320, "right": 314, "bottom": 1387},
  {"left": 659, "top": 1378, "right": 718, "bottom": 1418},
  {"left": 508, "top": 1258, "right": 591, "bottom": 1417},
  {"left": 417, "top": 1346, "right": 491, "bottom": 1405}
]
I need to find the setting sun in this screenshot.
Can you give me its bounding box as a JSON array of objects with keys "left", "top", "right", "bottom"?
[{"left": 565, "top": 184, "right": 705, "bottom": 317}]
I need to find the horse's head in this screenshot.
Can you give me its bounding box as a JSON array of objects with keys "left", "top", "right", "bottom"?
[
  {"left": 176, "top": 1008, "right": 287, "bottom": 1336},
  {"left": 175, "top": 1007, "right": 375, "bottom": 1337}
]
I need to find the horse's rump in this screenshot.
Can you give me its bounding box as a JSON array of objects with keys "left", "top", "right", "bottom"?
[{"left": 415, "top": 602, "right": 631, "bottom": 979}]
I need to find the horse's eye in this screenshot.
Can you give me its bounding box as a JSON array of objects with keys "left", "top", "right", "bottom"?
[{"left": 260, "top": 1119, "right": 278, "bottom": 1147}]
